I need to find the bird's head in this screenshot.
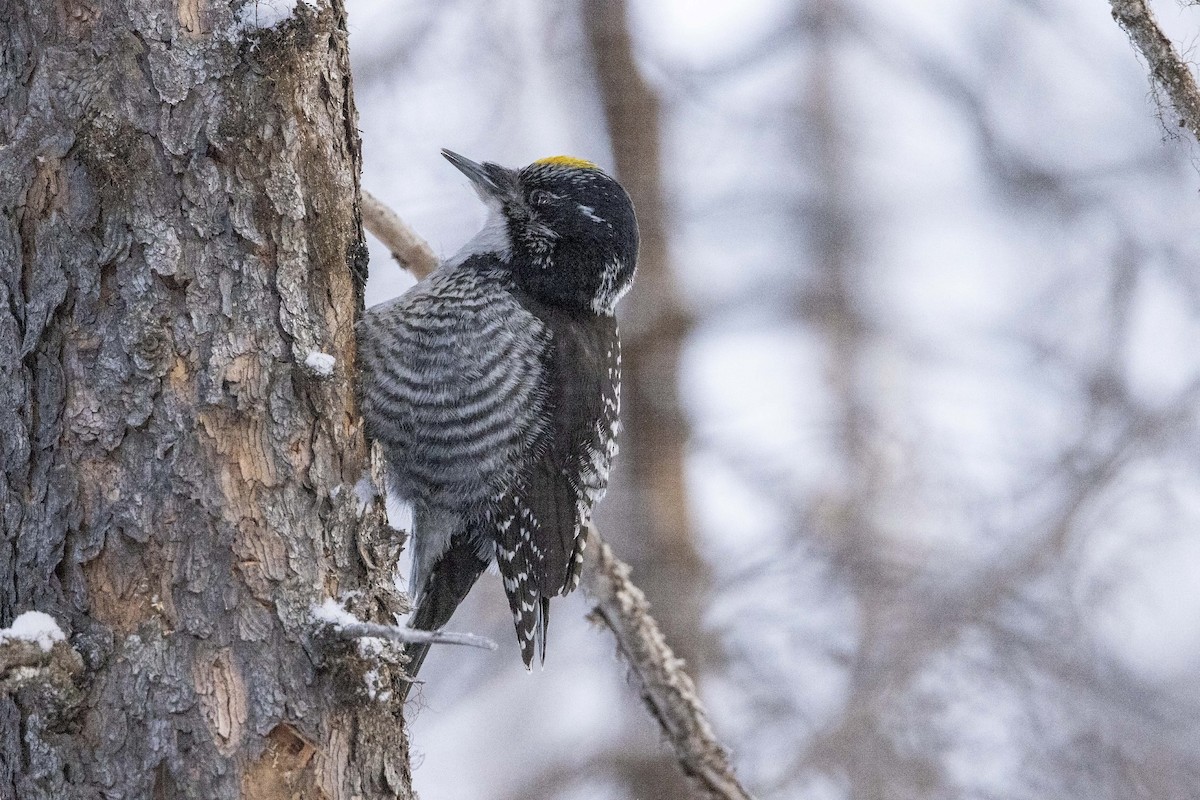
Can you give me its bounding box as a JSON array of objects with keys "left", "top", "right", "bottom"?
[{"left": 442, "top": 149, "right": 639, "bottom": 315}]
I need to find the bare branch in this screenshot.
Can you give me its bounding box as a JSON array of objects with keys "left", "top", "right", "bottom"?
[
  {"left": 581, "top": 526, "right": 755, "bottom": 800},
  {"left": 361, "top": 189, "right": 439, "bottom": 278},
  {"left": 1110, "top": 0, "right": 1200, "bottom": 142}
]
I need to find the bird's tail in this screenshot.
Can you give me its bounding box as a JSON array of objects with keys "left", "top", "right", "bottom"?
[{"left": 399, "top": 534, "right": 489, "bottom": 703}]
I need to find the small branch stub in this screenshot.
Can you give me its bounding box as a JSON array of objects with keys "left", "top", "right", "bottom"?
[{"left": 361, "top": 190, "right": 439, "bottom": 278}]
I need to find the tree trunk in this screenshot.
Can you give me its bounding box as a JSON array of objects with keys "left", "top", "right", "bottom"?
[{"left": 1, "top": 1, "right": 413, "bottom": 797}]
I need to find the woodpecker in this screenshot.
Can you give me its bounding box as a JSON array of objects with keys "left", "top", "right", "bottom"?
[{"left": 357, "top": 150, "right": 638, "bottom": 692}]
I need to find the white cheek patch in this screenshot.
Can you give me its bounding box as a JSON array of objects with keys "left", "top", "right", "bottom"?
[
  {"left": 591, "top": 257, "right": 630, "bottom": 314},
  {"left": 576, "top": 204, "right": 608, "bottom": 225}
]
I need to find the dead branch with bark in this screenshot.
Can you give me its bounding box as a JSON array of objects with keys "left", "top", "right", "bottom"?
[{"left": 1110, "top": 0, "right": 1200, "bottom": 142}]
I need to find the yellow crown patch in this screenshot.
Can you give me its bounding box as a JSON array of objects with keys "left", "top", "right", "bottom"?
[{"left": 534, "top": 155, "right": 599, "bottom": 170}]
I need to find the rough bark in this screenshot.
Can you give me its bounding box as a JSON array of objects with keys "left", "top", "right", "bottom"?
[{"left": 0, "top": 1, "right": 413, "bottom": 797}]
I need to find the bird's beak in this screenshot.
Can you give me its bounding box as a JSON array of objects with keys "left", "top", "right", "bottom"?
[{"left": 441, "top": 149, "right": 507, "bottom": 200}]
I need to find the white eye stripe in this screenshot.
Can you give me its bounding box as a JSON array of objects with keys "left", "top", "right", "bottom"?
[{"left": 576, "top": 204, "right": 607, "bottom": 224}]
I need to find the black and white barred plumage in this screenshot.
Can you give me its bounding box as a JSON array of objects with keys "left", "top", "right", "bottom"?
[{"left": 357, "top": 152, "right": 637, "bottom": 689}]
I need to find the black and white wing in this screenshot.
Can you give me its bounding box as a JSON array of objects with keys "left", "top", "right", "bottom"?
[{"left": 491, "top": 307, "right": 621, "bottom": 666}]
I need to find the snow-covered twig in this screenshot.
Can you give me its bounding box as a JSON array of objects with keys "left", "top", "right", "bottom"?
[
  {"left": 580, "top": 526, "right": 755, "bottom": 800},
  {"left": 332, "top": 621, "right": 497, "bottom": 650},
  {"left": 312, "top": 599, "right": 496, "bottom": 650},
  {"left": 361, "top": 190, "right": 439, "bottom": 278},
  {"left": 1110, "top": 0, "right": 1200, "bottom": 143}
]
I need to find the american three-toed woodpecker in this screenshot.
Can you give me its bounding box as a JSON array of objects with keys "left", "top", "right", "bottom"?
[{"left": 357, "top": 150, "right": 638, "bottom": 687}]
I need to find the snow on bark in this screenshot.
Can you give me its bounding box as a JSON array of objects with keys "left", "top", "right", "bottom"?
[
  {"left": 0, "top": 612, "right": 66, "bottom": 653},
  {"left": 305, "top": 351, "right": 338, "bottom": 376}
]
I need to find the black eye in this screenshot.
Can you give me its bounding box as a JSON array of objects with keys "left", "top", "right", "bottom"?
[{"left": 529, "top": 189, "right": 553, "bottom": 207}]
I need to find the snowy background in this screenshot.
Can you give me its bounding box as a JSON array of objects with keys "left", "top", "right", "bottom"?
[{"left": 343, "top": 0, "right": 1200, "bottom": 797}]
